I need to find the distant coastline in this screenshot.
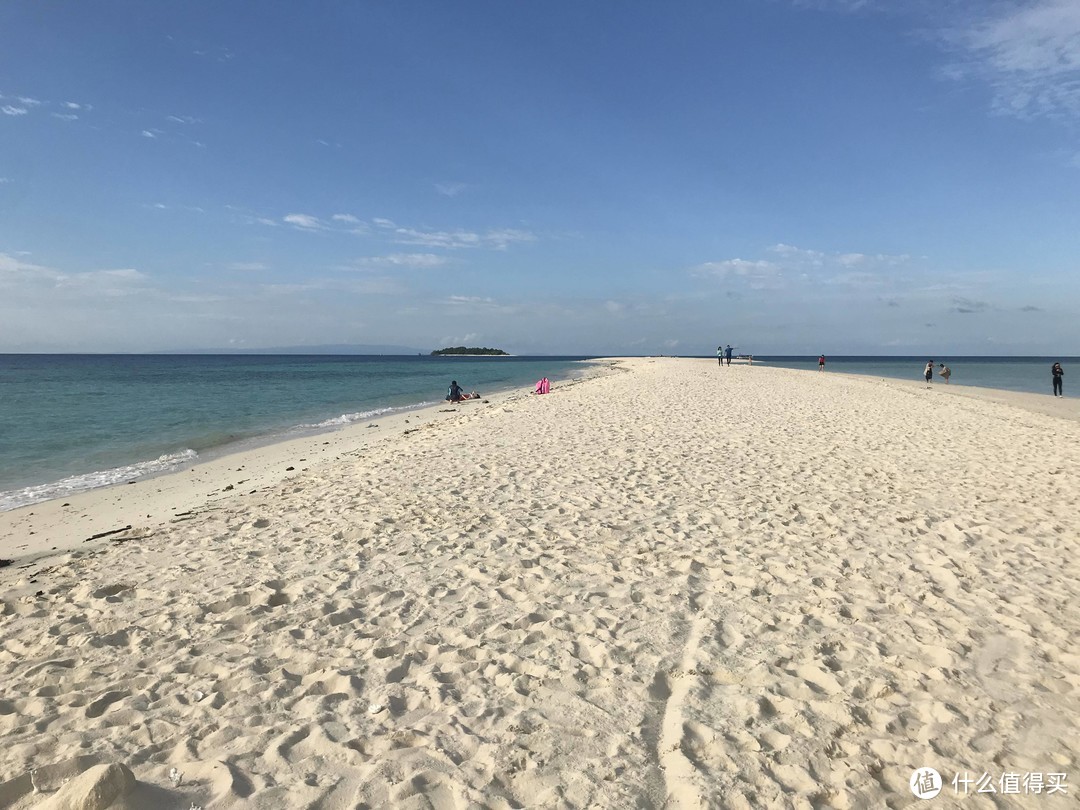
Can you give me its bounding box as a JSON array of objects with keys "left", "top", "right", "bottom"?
[{"left": 430, "top": 347, "right": 510, "bottom": 356}]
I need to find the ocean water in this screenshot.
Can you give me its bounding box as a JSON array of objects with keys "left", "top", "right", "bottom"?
[
  {"left": 751, "top": 356, "right": 1075, "bottom": 398},
  {"left": 0, "top": 354, "right": 595, "bottom": 510}
]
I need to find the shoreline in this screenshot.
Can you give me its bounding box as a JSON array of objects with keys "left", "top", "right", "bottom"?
[
  {"left": 2, "top": 357, "right": 1078, "bottom": 807},
  {"left": 745, "top": 357, "right": 1073, "bottom": 401},
  {"left": 0, "top": 360, "right": 613, "bottom": 567},
  {"left": 0, "top": 360, "right": 599, "bottom": 516},
  {"left": 810, "top": 367, "right": 1080, "bottom": 422}
]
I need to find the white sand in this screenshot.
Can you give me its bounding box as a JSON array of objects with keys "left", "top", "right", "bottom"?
[{"left": 2, "top": 358, "right": 1078, "bottom": 809}]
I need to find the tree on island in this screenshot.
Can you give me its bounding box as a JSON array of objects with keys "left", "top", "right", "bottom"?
[{"left": 430, "top": 347, "right": 509, "bottom": 356}]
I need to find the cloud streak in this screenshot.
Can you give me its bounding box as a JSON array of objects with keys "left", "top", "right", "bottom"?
[
  {"left": 945, "top": 0, "right": 1080, "bottom": 119},
  {"left": 693, "top": 244, "right": 915, "bottom": 291},
  {"left": 347, "top": 253, "right": 449, "bottom": 270},
  {"left": 283, "top": 213, "right": 326, "bottom": 230},
  {"left": 373, "top": 219, "right": 537, "bottom": 250},
  {"left": 799, "top": 1, "right": 1080, "bottom": 120},
  {"left": 0, "top": 253, "right": 148, "bottom": 297}
]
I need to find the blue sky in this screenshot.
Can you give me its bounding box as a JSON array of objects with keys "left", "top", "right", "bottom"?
[{"left": 2, "top": 0, "right": 1079, "bottom": 355}]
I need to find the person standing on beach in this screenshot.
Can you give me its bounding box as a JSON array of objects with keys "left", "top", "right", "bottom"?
[
  {"left": 818, "top": 354, "right": 826, "bottom": 372},
  {"left": 1052, "top": 362, "right": 1064, "bottom": 397},
  {"left": 924, "top": 361, "right": 934, "bottom": 387},
  {"left": 717, "top": 346, "right": 723, "bottom": 367},
  {"left": 725, "top": 345, "right": 733, "bottom": 367},
  {"left": 938, "top": 363, "right": 951, "bottom": 384}
]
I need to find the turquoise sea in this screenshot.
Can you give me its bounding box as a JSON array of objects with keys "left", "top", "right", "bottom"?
[
  {"left": 2, "top": 354, "right": 1072, "bottom": 511},
  {"left": 751, "top": 355, "right": 1075, "bottom": 398},
  {"left": 0, "top": 355, "right": 595, "bottom": 510}
]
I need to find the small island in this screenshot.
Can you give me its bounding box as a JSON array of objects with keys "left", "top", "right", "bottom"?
[{"left": 430, "top": 347, "right": 509, "bottom": 356}]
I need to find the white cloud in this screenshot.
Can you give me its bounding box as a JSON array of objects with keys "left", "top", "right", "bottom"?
[
  {"left": 57, "top": 269, "right": 148, "bottom": 295},
  {"left": 798, "top": 1, "right": 1080, "bottom": 120},
  {"left": 167, "top": 114, "right": 198, "bottom": 124},
  {"left": 693, "top": 258, "right": 780, "bottom": 278},
  {"left": 146, "top": 202, "right": 205, "bottom": 214},
  {"left": 52, "top": 113, "right": 78, "bottom": 121},
  {"left": 349, "top": 253, "right": 448, "bottom": 270},
  {"left": 694, "top": 244, "right": 917, "bottom": 290},
  {"left": 483, "top": 229, "right": 538, "bottom": 250},
  {"left": 226, "top": 262, "right": 268, "bottom": 272},
  {"left": 331, "top": 214, "right": 371, "bottom": 234},
  {"left": 0, "top": 254, "right": 148, "bottom": 297},
  {"left": 944, "top": 1, "right": 1080, "bottom": 118},
  {"left": 377, "top": 220, "right": 537, "bottom": 250},
  {"left": 2, "top": 106, "right": 28, "bottom": 116},
  {"left": 836, "top": 251, "right": 912, "bottom": 267},
  {"left": 141, "top": 130, "right": 159, "bottom": 138},
  {"left": 17, "top": 97, "right": 42, "bottom": 106},
  {"left": 448, "top": 295, "right": 496, "bottom": 305},
  {"left": 768, "top": 243, "right": 825, "bottom": 263},
  {"left": 0, "top": 177, "right": 10, "bottom": 183},
  {"left": 0, "top": 253, "right": 56, "bottom": 284},
  {"left": 283, "top": 213, "right": 326, "bottom": 230}
]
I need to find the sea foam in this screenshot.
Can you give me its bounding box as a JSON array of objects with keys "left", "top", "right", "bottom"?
[{"left": 0, "top": 449, "right": 199, "bottom": 511}]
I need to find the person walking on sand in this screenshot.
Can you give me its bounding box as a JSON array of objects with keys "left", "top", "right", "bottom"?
[
  {"left": 1052, "top": 362, "right": 1064, "bottom": 397},
  {"left": 725, "top": 345, "right": 733, "bottom": 367},
  {"left": 938, "top": 363, "right": 951, "bottom": 384},
  {"left": 924, "top": 361, "right": 934, "bottom": 388},
  {"left": 818, "top": 354, "right": 826, "bottom": 372},
  {"left": 717, "top": 345, "right": 723, "bottom": 367}
]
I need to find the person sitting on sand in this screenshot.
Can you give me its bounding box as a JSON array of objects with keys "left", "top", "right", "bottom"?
[
  {"left": 447, "top": 380, "right": 464, "bottom": 403},
  {"left": 938, "top": 363, "right": 951, "bottom": 384}
]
